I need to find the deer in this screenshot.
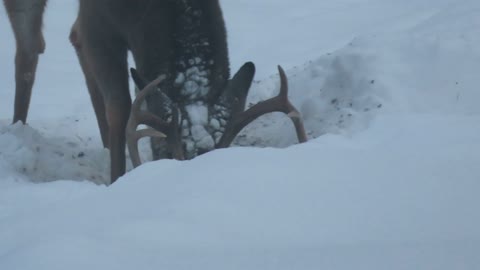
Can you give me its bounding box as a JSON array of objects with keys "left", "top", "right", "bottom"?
[
  {"left": 3, "top": 0, "right": 47, "bottom": 124},
  {"left": 7, "top": 0, "right": 307, "bottom": 184}
]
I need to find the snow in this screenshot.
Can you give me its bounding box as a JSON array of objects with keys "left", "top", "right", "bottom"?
[
  {"left": 184, "top": 103, "right": 216, "bottom": 156},
  {"left": 1, "top": 0, "right": 480, "bottom": 269},
  {"left": 180, "top": 66, "right": 209, "bottom": 98}
]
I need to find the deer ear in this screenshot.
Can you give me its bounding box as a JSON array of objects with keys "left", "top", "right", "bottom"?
[
  {"left": 221, "top": 62, "right": 255, "bottom": 115},
  {"left": 130, "top": 68, "right": 149, "bottom": 90},
  {"left": 229, "top": 62, "right": 255, "bottom": 96}
]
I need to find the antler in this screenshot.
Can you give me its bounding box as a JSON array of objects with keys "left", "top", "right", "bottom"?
[
  {"left": 216, "top": 65, "right": 307, "bottom": 148},
  {"left": 126, "top": 75, "right": 170, "bottom": 168}
]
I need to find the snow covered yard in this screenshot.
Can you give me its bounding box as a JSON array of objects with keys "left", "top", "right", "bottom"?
[{"left": 1, "top": 0, "right": 480, "bottom": 269}]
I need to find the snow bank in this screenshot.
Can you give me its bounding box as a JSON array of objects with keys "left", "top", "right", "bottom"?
[{"left": 1, "top": 114, "right": 479, "bottom": 270}]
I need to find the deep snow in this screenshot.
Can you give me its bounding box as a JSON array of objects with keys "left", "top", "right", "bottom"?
[{"left": 1, "top": 0, "right": 479, "bottom": 269}]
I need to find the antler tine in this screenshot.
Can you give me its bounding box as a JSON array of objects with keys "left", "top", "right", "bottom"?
[
  {"left": 126, "top": 75, "right": 170, "bottom": 168},
  {"left": 130, "top": 75, "right": 170, "bottom": 129},
  {"left": 278, "top": 65, "right": 288, "bottom": 100},
  {"left": 216, "top": 65, "right": 308, "bottom": 148},
  {"left": 277, "top": 66, "right": 307, "bottom": 143},
  {"left": 127, "top": 127, "right": 167, "bottom": 168}
]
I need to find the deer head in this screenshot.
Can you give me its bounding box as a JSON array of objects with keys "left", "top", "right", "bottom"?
[{"left": 127, "top": 63, "right": 307, "bottom": 167}]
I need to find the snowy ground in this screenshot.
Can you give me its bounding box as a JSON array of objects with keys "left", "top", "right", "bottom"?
[{"left": 1, "top": 0, "right": 480, "bottom": 269}]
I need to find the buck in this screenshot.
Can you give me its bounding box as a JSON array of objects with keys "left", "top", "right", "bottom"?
[{"left": 6, "top": 0, "right": 307, "bottom": 184}]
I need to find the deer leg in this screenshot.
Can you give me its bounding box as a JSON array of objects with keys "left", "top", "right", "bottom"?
[
  {"left": 74, "top": 14, "right": 131, "bottom": 184},
  {"left": 12, "top": 47, "right": 39, "bottom": 124},
  {"left": 91, "top": 61, "right": 130, "bottom": 183},
  {"left": 105, "top": 97, "right": 131, "bottom": 183},
  {"left": 84, "top": 65, "right": 109, "bottom": 148},
  {"left": 4, "top": 0, "right": 47, "bottom": 124},
  {"left": 70, "top": 23, "right": 109, "bottom": 148},
  {"left": 83, "top": 44, "right": 130, "bottom": 183}
]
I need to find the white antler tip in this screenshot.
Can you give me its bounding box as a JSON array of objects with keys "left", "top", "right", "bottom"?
[{"left": 287, "top": 111, "right": 301, "bottom": 119}]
